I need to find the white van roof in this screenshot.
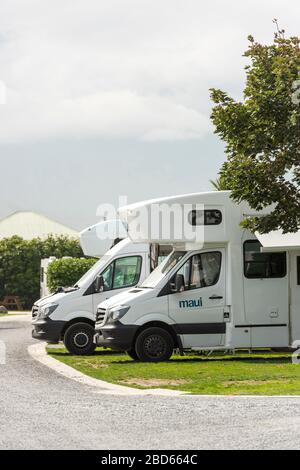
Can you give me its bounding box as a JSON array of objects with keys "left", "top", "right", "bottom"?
[{"left": 119, "top": 191, "right": 232, "bottom": 213}]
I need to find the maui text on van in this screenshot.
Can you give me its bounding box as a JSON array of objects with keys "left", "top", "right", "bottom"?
[
  {"left": 94, "top": 191, "right": 300, "bottom": 362},
  {"left": 32, "top": 219, "right": 170, "bottom": 355}
]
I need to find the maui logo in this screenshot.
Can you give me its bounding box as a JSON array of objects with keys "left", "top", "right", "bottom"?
[{"left": 179, "top": 298, "right": 202, "bottom": 309}]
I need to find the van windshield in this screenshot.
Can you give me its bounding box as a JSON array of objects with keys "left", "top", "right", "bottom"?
[{"left": 141, "top": 251, "right": 186, "bottom": 289}]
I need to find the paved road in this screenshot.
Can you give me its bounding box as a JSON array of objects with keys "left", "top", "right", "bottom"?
[{"left": 1, "top": 317, "right": 300, "bottom": 450}]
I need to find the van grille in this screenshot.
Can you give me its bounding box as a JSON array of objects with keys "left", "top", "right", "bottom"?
[
  {"left": 32, "top": 305, "right": 39, "bottom": 319},
  {"left": 96, "top": 308, "right": 106, "bottom": 325}
]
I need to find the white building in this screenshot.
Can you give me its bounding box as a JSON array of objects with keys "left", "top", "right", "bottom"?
[{"left": 0, "top": 211, "right": 78, "bottom": 240}]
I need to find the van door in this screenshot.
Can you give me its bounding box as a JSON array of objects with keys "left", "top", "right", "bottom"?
[
  {"left": 92, "top": 254, "right": 145, "bottom": 312},
  {"left": 243, "top": 239, "right": 289, "bottom": 347},
  {"left": 290, "top": 251, "right": 300, "bottom": 343},
  {"left": 168, "top": 249, "right": 226, "bottom": 348}
]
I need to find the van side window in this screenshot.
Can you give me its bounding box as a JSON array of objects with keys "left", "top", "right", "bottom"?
[
  {"left": 102, "top": 263, "right": 114, "bottom": 290},
  {"left": 244, "top": 240, "right": 286, "bottom": 279},
  {"left": 173, "top": 252, "right": 222, "bottom": 291},
  {"left": 101, "top": 256, "right": 142, "bottom": 291},
  {"left": 176, "top": 258, "right": 191, "bottom": 290},
  {"left": 189, "top": 209, "right": 222, "bottom": 226}
]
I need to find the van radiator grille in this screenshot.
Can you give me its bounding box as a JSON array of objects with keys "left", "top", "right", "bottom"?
[
  {"left": 32, "top": 305, "right": 39, "bottom": 319},
  {"left": 96, "top": 308, "right": 106, "bottom": 325}
]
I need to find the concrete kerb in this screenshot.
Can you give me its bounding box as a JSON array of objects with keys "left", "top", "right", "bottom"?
[{"left": 27, "top": 342, "right": 186, "bottom": 397}]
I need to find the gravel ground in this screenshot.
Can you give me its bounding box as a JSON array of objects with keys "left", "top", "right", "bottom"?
[{"left": 1, "top": 318, "right": 300, "bottom": 450}]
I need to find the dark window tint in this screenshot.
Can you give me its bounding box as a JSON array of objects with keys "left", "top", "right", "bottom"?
[
  {"left": 189, "top": 209, "right": 222, "bottom": 226},
  {"left": 244, "top": 240, "right": 286, "bottom": 279}
]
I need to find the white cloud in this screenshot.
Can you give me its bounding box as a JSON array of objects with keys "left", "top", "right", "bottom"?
[{"left": 0, "top": 0, "right": 299, "bottom": 143}]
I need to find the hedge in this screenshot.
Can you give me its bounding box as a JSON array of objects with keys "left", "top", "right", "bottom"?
[
  {"left": 0, "top": 235, "right": 84, "bottom": 309},
  {"left": 47, "top": 257, "right": 97, "bottom": 293}
]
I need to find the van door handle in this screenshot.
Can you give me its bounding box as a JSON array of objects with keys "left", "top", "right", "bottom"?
[{"left": 209, "top": 295, "right": 223, "bottom": 299}]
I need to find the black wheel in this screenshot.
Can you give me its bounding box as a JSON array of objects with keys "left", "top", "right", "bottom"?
[
  {"left": 135, "top": 327, "right": 174, "bottom": 362},
  {"left": 63, "top": 322, "right": 96, "bottom": 355},
  {"left": 126, "top": 348, "right": 139, "bottom": 360}
]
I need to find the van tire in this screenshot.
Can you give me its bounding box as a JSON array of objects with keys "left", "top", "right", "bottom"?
[
  {"left": 135, "top": 327, "right": 174, "bottom": 362},
  {"left": 126, "top": 349, "right": 139, "bottom": 360},
  {"left": 63, "top": 322, "right": 96, "bottom": 355}
]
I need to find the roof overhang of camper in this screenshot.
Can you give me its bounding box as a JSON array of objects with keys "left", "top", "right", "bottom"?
[{"left": 256, "top": 230, "right": 300, "bottom": 252}]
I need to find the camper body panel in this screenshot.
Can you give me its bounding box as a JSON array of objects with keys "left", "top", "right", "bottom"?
[{"left": 79, "top": 219, "right": 128, "bottom": 258}]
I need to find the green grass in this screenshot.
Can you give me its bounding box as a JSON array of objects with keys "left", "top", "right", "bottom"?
[
  {"left": 0, "top": 313, "right": 27, "bottom": 316},
  {"left": 46, "top": 347, "right": 300, "bottom": 395}
]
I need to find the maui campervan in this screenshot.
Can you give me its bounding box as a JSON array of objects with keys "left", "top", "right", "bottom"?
[{"left": 94, "top": 191, "right": 300, "bottom": 361}]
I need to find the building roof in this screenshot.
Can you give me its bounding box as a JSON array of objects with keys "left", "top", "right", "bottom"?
[{"left": 0, "top": 211, "right": 78, "bottom": 240}]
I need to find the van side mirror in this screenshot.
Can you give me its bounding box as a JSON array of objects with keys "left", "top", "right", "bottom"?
[
  {"left": 94, "top": 275, "right": 104, "bottom": 293},
  {"left": 170, "top": 274, "right": 185, "bottom": 293}
]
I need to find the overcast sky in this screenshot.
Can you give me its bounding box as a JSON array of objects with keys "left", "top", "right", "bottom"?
[{"left": 0, "top": 0, "right": 299, "bottom": 230}]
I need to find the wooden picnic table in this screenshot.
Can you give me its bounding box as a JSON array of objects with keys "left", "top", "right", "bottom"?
[{"left": 0, "top": 296, "right": 23, "bottom": 311}]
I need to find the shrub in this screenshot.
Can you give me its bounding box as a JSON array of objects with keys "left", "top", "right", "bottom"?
[
  {"left": 47, "top": 257, "right": 97, "bottom": 293},
  {"left": 0, "top": 235, "right": 84, "bottom": 309}
]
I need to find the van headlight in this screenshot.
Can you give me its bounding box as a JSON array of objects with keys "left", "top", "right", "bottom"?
[
  {"left": 107, "top": 305, "right": 130, "bottom": 322},
  {"left": 39, "top": 304, "right": 59, "bottom": 319}
]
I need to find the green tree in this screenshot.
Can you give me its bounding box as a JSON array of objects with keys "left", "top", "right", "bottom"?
[
  {"left": 0, "top": 235, "right": 84, "bottom": 309},
  {"left": 47, "top": 257, "right": 97, "bottom": 293},
  {"left": 40, "top": 234, "right": 83, "bottom": 259},
  {"left": 210, "top": 176, "right": 230, "bottom": 191},
  {"left": 210, "top": 24, "right": 300, "bottom": 233}
]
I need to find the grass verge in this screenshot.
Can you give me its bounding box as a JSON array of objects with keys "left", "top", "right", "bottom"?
[
  {"left": 0, "top": 313, "right": 28, "bottom": 316},
  {"left": 46, "top": 347, "right": 300, "bottom": 395}
]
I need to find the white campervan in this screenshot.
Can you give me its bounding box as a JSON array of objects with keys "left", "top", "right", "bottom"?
[
  {"left": 94, "top": 191, "right": 300, "bottom": 361},
  {"left": 32, "top": 219, "right": 170, "bottom": 355}
]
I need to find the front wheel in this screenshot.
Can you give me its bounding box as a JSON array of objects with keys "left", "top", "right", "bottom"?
[
  {"left": 63, "top": 322, "right": 96, "bottom": 355},
  {"left": 135, "top": 327, "right": 174, "bottom": 362},
  {"left": 126, "top": 348, "right": 139, "bottom": 360}
]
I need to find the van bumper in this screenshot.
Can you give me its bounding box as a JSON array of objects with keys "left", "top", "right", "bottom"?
[
  {"left": 32, "top": 318, "right": 65, "bottom": 342},
  {"left": 94, "top": 323, "right": 139, "bottom": 351}
]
